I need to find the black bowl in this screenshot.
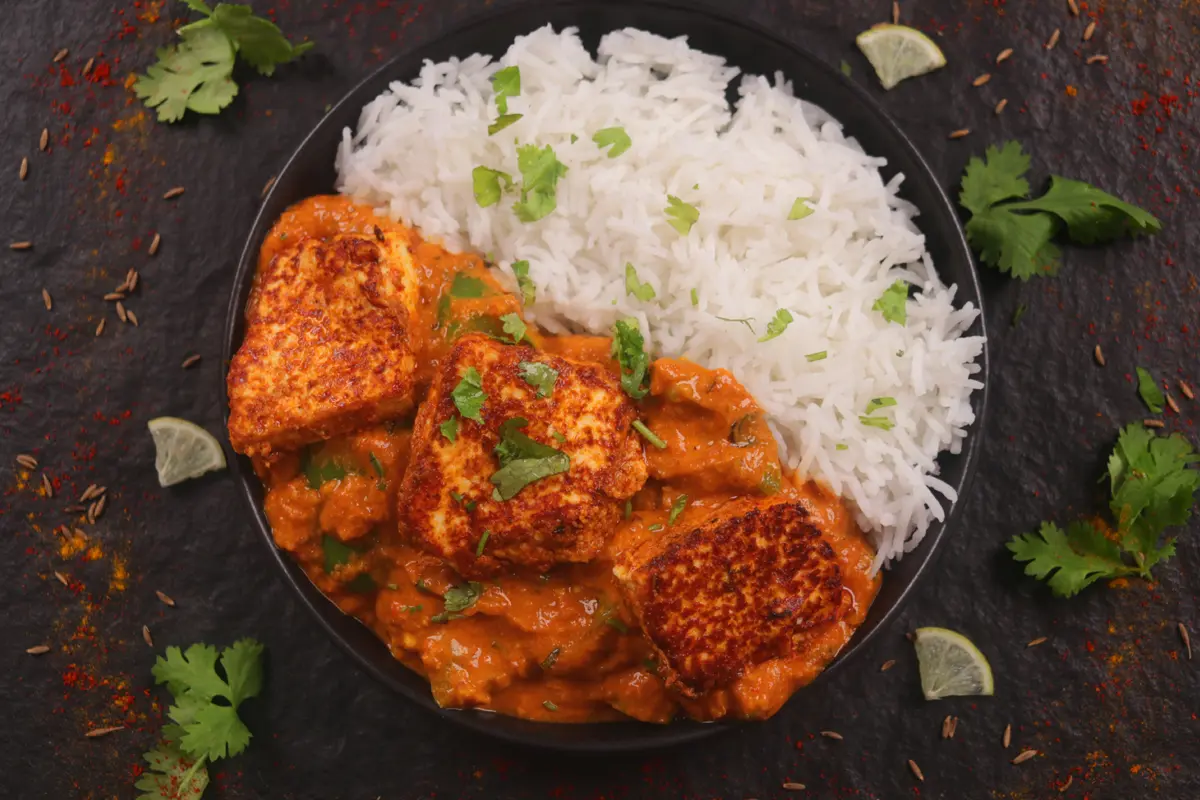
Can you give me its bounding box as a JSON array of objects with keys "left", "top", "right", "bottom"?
[{"left": 222, "top": 0, "right": 989, "bottom": 752}]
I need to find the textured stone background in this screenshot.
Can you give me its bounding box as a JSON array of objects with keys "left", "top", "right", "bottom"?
[{"left": 1, "top": 1, "right": 1197, "bottom": 798}]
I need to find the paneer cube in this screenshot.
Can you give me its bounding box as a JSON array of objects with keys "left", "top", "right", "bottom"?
[
  {"left": 398, "top": 334, "right": 647, "bottom": 576},
  {"left": 227, "top": 233, "right": 419, "bottom": 457},
  {"left": 613, "top": 499, "right": 847, "bottom": 697}
]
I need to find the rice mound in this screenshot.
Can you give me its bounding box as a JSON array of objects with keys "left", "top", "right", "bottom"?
[{"left": 335, "top": 25, "right": 986, "bottom": 570}]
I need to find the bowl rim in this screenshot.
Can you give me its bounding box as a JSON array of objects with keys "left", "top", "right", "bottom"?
[{"left": 220, "top": 0, "right": 990, "bottom": 752}]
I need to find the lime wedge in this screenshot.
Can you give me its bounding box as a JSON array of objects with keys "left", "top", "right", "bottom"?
[
  {"left": 148, "top": 417, "right": 227, "bottom": 487},
  {"left": 855, "top": 24, "right": 947, "bottom": 90},
  {"left": 913, "top": 627, "right": 994, "bottom": 700}
]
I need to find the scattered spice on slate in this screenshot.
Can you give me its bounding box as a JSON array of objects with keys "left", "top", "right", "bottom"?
[
  {"left": 53, "top": 48, "right": 68, "bottom": 63},
  {"left": 996, "top": 48, "right": 1013, "bottom": 64},
  {"left": 1083, "top": 21, "right": 1096, "bottom": 41},
  {"left": 892, "top": 1, "right": 899, "bottom": 24},
  {"left": 127, "top": 310, "right": 139, "bottom": 327},
  {"left": 162, "top": 186, "right": 185, "bottom": 200},
  {"left": 104, "top": 292, "right": 125, "bottom": 301},
  {"left": 155, "top": 590, "right": 176, "bottom": 607},
  {"left": 1067, "top": 0, "right": 1079, "bottom": 15},
  {"left": 995, "top": 98, "right": 1008, "bottom": 114},
  {"left": 821, "top": 730, "right": 843, "bottom": 741},
  {"left": 949, "top": 129, "right": 971, "bottom": 139},
  {"left": 80, "top": 484, "right": 99, "bottom": 502},
  {"left": 1059, "top": 776, "right": 1074, "bottom": 792},
  {"left": 1094, "top": 345, "right": 1105, "bottom": 366},
  {"left": 85, "top": 726, "right": 124, "bottom": 738},
  {"left": 148, "top": 233, "right": 161, "bottom": 255},
  {"left": 42, "top": 289, "right": 52, "bottom": 310},
  {"left": 19, "top": 157, "right": 28, "bottom": 180},
  {"left": 94, "top": 319, "right": 105, "bottom": 337},
  {"left": 54, "top": 571, "right": 69, "bottom": 586},
  {"left": 1087, "top": 54, "right": 1108, "bottom": 65},
  {"left": 17, "top": 454, "right": 37, "bottom": 469},
  {"left": 941, "top": 715, "right": 958, "bottom": 739},
  {"left": 42, "top": 473, "right": 54, "bottom": 498},
  {"left": 1003, "top": 724, "right": 1012, "bottom": 748},
  {"left": 1167, "top": 394, "right": 1180, "bottom": 414},
  {"left": 142, "top": 625, "right": 153, "bottom": 647},
  {"left": 27, "top": 645, "right": 51, "bottom": 655},
  {"left": 1180, "top": 623, "right": 1192, "bottom": 660},
  {"left": 40, "top": 128, "right": 49, "bottom": 151},
  {"left": 1180, "top": 381, "right": 1194, "bottom": 401},
  {"left": 126, "top": 269, "right": 139, "bottom": 292},
  {"left": 10, "top": 240, "right": 33, "bottom": 250},
  {"left": 181, "top": 355, "right": 201, "bottom": 369},
  {"left": 1027, "top": 636, "right": 1048, "bottom": 647},
  {"left": 1143, "top": 419, "right": 1164, "bottom": 429},
  {"left": 908, "top": 759, "right": 925, "bottom": 781},
  {"left": 880, "top": 659, "right": 896, "bottom": 671},
  {"left": 782, "top": 782, "right": 806, "bottom": 791},
  {"left": 91, "top": 495, "right": 107, "bottom": 520},
  {"left": 116, "top": 302, "right": 127, "bottom": 323},
  {"left": 1046, "top": 29, "right": 1061, "bottom": 49},
  {"left": 1012, "top": 749, "right": 1038, "bottom": 764},
  {"left": 83, "top": 57, "right": 94, "bottom": 76},
  {"left": 262, "top": 176, "right": 276, "bottom": 197},
  {"left": 973, "top": 73, "right": 992, "bottom": 87}
]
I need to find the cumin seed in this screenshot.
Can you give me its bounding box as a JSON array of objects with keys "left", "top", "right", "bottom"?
[
  {"left": 63, "top": 504, "right": 86, "bottom": 513},
  {"left": 1059, "top": 776, "right": 1073, "bottom": 792},
  {"left": 948, "top": 716, "right": 958, "bottom": 738},
  {"left": 1067, "top": 0, "right": 1079, "bottom": 15},
  {"left": 1144, "top": 419, "right": 1165, "bottom": 429},
  {"left": 42, "top": 288, "right": 52, "bottom": 310},
  {"left": 880, "top": 659, "right": 896, "bottom": 671},
  {"left": 996, "top": 48, "right": 1013, "bottom": 64},
  {"left": 53, "top": 571, "right": 69, "bottom": 586},
  {"left": 74, "top": 528, "right": 88, "bottom": 540},
  {"left": 83, "top": 57, "right": 94, "bottom": 76},
  {"left": 42, "top": 473, "right": 54, "bottom": 498},
  {"left": 127, "top": 269, "right": 138, "bottom": 292},
  {"left": 19, "top": 157, "right": 28, "bottom": 180},
  {"left": 162, "top": 186, "right": 185, "bottom": 200},
  {"left": 142, "top": 625, "right": 153, "bottom": 647},
  {"left": 85, "top": 726, "right": 124, "bottom": 738},
  {"left": 92, "top": 494, "right": 107, "bottom": 519},
  {"left": 17, "top": 454, "right": 38, "bottom": 469},
  {"left": 995, "top": 98, "right": 1009, "bottom": 114},
  {"left": 1167, "top": 393, "right": 1180, "bottom": 414},
  {"left": 892, "top": 1, "right": 899, "bottom": 24},
  {"left": 104, "top": 292, "right": 125, "bottom": 301},
  {"left": 261, "top": 176, "right": 276, "bottom": 197},
  {"left": 116, "top": 302, "right": 127, "bottom": 323},
  {"left": 27, "top": 644, "right": 51, "bottom": 655},
  {"left": 53, "top": 48, "right": 68, "bottom": 63},
  {"left": 1180, "top": 623, "right": 1192, "bottom": 660},
  {"left": 1027, "top": 636, "right": 1048, "bottom": 647},
  {"left": 1087, "top": 54, "right": 1108, "bottom": 65},
  {"left": 949, "top": 128, "right": 971, "bottom": 139},
  {"left": 40, "top": 128, "right": 49, "bottom": 151},
  {"left": 972, "top": 73, "right": 992, "bottom": 87},
  {"left": 148, "top": 233, "right": 161, "bottom": 256},
  {"left": 95, "top": 318, "right": 105, "bottom": 337},
  {"left": 941, "top": 715, "right": 953, "bottom": 739},
  {"left": 80, "top": 484, "right": 99, "bottom": 502},
  {"left": 1012, "top": 749, "right": 1039, "bottom": 765},
  {"left": 908, "top": 759, "right": 924, "bottom": 782},
  {"left": 1083, "top": 21, "right": 1096, "bottom": 41},
  {"left": 821, "top": 730, "right": 843, "bottom": 741},
  {"left": 1003, "top": 723, "right": 1012, "bottom": 748},
  {"left": 1046, "top": 28, "right": 1061, "bottom": 49},
  {"left": 1094, "top": 344, "right": 1105, "bottom": 366},
  {"left": 155, "top": 590, "right": 176, "bottom": 608},
  {"left": 127, "top": 309, "right": 139, "bottom": 327},
  {"left": 782, "top": 783, "right": 806, "bottom": 792},
  {"left": 10, "top": 240, "right": 33, "bottom": 250},
  {"left": 1180, "top": 380, "right": 1195, "bottom": 400},
  {"left": 181, "top": 354, "right": 201, "bottom": 369}
]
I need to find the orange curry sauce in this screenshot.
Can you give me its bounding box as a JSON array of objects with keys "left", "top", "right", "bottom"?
[{"left": 252, "top": 196, "right": 881, "bottom": 723}]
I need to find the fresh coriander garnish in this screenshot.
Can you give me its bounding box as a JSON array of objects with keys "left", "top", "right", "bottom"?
[
  {"left": 664, "top": 195, "right": 699, "bottom": 234},
  {"left": 624, "top": 262, "right": 656, "bottom": 302},
  {"left": 873, "top": 280, "right": 909, "bottom": 325},
  {"left": 1011, "top": 303, "right": 1027, "bottom": 327},
  {"left": 759, "top": 309, "right": 793, "bottom": 342},
  {"left": 510, "top": 260, "right": 536, "bottom": 305},
  {"left": 605, "top": 615, "right": 630, "bottom": 633},
  {"left": 519, "top": 361, "right": 558, "bottom": 397},
  {"left": 623, "top": 500, "right": 633, "bottom": 520},
  {"left": 759, "top": 468, "right": 782, "bottom": 495},
  {"left": 1136, "top": 367, "right": 1165, "bottom": 413},
  {"left": 648, "top": 523, "right": 664, "bottom": 532},
  {"left": 472, "top": 166, "right": 512, "bottom": 208},
  {"left": 865, "top": 397, "right": 897, "bottom": 414},
  {"left": 488, "top": 113, "right": 523, "bottom": 135},
  {"left": 789, "top": 198, "right": 814, "bottom": 220},
  {"left": 611, "top": 318, "right": 650, "bottom": 400},
  {"left": 632, "top": 420, "right": 666, "bottom": 449},
  {"left": 500, "top": 312, "right": 527, "bottom": 344},
  {"left": 321, "top": 535, "right": 359, "bottom": 574},
  {"left": 514, "top": 144, "right": 568, "bottom": 222},
  {"left": 592, "top": 126, "right": 632, "bottom": 157},
  {"left": 548, "top": 427, "right": 566, "bottom": 443},
  {"left": 541, "top": 647, "right": 561, "bottom": 671},
  {"left": 542, "top": 700, "right": 559, "bottom": 712},
  {"left": 840, "top": 60, "right": 852, "bottom": 76},
  {"left": 451, "top": 367, "right": 486, "bottom": 423},
  {"left": 690, "top": 288, "right": 699, "bottom": 307},
  {"left": 449, "top": 273, "right": 489, "bottom": 298},
  {"left": 440, "top": 416, "right": 459, "bottom": 442},
  {"left": 715, "top": 315, "right": 756, "bottom": 334},
  {"left": 491, "top": 66, "right": 520, "bottom": 114},
  {"left": 668, "top": 494, "right": 689, "bottom": 525},
  {"left": 450, "top": 491, "right": 464, "bottom": 504},
  {"left": 960, "top": 140, "right": 1161, "bottom": 279},
  {"left": 300, "top": 446, "right": 347, "bottom": 489},
  {"left": 134, "top": 3, "right": 312, "bottom": 123},
  {"left": 415, "top": 578, "right": 439, "bottom": 595},
  {"left": 475, "top": 530, "right": 491, "bottom": 557},
  {"left": 806, "top": 351, "right": 828, "bottom": 362},
  {"left": 369, "top": 453, "right": 385, "bottom": 478},
  {"left": 836, "top": 443, "right": 849, "bottom": 451},
  {"left": 432, "top": 581, "right": 483, "bottom": 622},
  {"left": 491, "top": 417, "right": 570, "bottom": 500},
  {"left": 859, "top": 415, "right": 895, "bottom": 431},
  {"left": 570, "top": 134, "right": 578, "bottom": 143}
]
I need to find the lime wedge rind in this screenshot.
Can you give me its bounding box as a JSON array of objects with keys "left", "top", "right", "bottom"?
[
  {"left": 855, "top": 24, "right": 947, "bottom": 90},
  {"left": 148, "top": 416, "right": 227, "bottom": 487},
  {"left": 913, "top": 626, "right": 994, "bottom": 701}
]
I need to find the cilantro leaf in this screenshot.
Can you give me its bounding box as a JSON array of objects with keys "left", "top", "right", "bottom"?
[
  {"left": 488, "top": 113, "right": 523, "bottom": 136},
  {"left": 300, "top": 446, "right": 347, "bottom": 489},
  {"left": 593, "top": 126, "right": 632, "bottom": 157},
  {"left": 452, "top": 367, "right": 486, "bottom": 423},
  {"left": 321, "top": 534, "right": 358, "bottom": 573},
  {"left": 182, "top": 0, "right": 214, "bottom": 14},
  {"left": 491, "top": 418, "right": 570, "bottom": 500},
  {"left": 511, "top": 260, "right": 535, "bottom": 305},
  {"left": 758, "top": 309, "right": 793, "bottom": 342},
  {"left": 965, "top": 205, "right": 1062, "bottom": 279},
  {"left": 611, "top": 318, "right": 650, "bottom": 400},
  {"left": 513, "top": 144, "right": 568, "bottom": 223},
  {"left": 664, "top": 195, "right": 699, "bottom": 234},
  {"left": 866, "top": 397, "right": 897, "bottom": 414},
  {"left": 519, "top": 361, "right": 558, "bottom": 397},
  {"left": 368, "top": 453, "right": 385, "bottom": 479},
  {"left": 1007, "top": 521, "right": 1130, "bottom": 598},
  {"left": 1005, "top": 176, "right": 1162, "bottom": 245},
  {"left": 624, "top": 263, "right": 656, "bottom": 302},
  {"left": 690, "top": 288, "right": 699, "bottom": 306},
  {"left": 135, "top": 744, "right": 209, "bottom": 800},
  {"left": 219, "top": 639, "right": 264, "bottom": 707},
  {"left": 1135, "top": 367, "right": 1165, "bottom": 413},
  {"left": 632, "top": 420, "right": 666, "bottom": 449},
  {"left": 500, "top": 312, "right": 527, "bottom": 344},
  {"left": 872, "top": 280, "right": 909, "bottom": 325},
  {"left": 182, "top": 704, "right": 252, "bottom": 761},
  {"left": 859, "top": 415, "right": 894, "bottom": 431},
  {"left": 449, "top": 273, "right": 489, "bottom": 298},
  {"left": 440, "top": 416, "right": 459, "bottom": 442},
  {"left": 959, "top": 140, "right": 1031, "bottom": 216},
  {"left": 206, "top": 3, "right": 313, "bottom": 77},
  {"left": 491, "top": 66, "right": 520, "bottom": 115},
  {"left": 472, "top": 166, "right": 512, "bottom": 208},
  {"left": 134, "top": 25, "right": 237, "bottom": 123},
  {"left": 668, "top": 494, "right": 689, "bottom": 525},
  {"left": 152, "top": 644, "right": 227, "bottom": 702},
  {"left": 475, "top": 530, "right": 490, "bottom": 557},
  {"left": 806, "top": 351, "right": 828, "bottom": 362},
  {"left": 443, "top": 581, "right": 484, "bottom": 613},
  {"left": 788, "top": 198, "right": 814, "bottom": 220}
]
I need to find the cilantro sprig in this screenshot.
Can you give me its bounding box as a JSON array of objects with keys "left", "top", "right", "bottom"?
[
  {"left": 959, "top": 141, "right": 1161, "bottom": 280},
  {"left": 137, "top": 639, "right": 266, "bottom": 800},
  {"left": 1007, "top": 423, "right": 1199, "bottom": 597},
  {"left": 491, "top": 417, "right": 570, "bottom": 500},
  {"left": 134, "top": 2, "right": 313, "bottom": 123},
  {"left": 611, "top": 318, "right": 650, "bottom": 400}
]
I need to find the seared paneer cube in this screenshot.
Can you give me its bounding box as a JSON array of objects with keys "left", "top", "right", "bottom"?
[
  {"left": 613, "top": 499, "right": 847, "bottom": 698},
  {"left": 227, "top": 233, "right": 419, "bottom": 457},
  {"left": 399, "top": 334, "right": 647, "bottom": 577}
]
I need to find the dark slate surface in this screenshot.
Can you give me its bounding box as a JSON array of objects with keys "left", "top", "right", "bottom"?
[{"left": 2, "top": 1, "right": 1197, "bottom": 798}]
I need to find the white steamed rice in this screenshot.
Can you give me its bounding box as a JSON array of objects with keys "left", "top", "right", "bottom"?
[{"left": 335, "top": 25, "right": 986, "bottom": 571}]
